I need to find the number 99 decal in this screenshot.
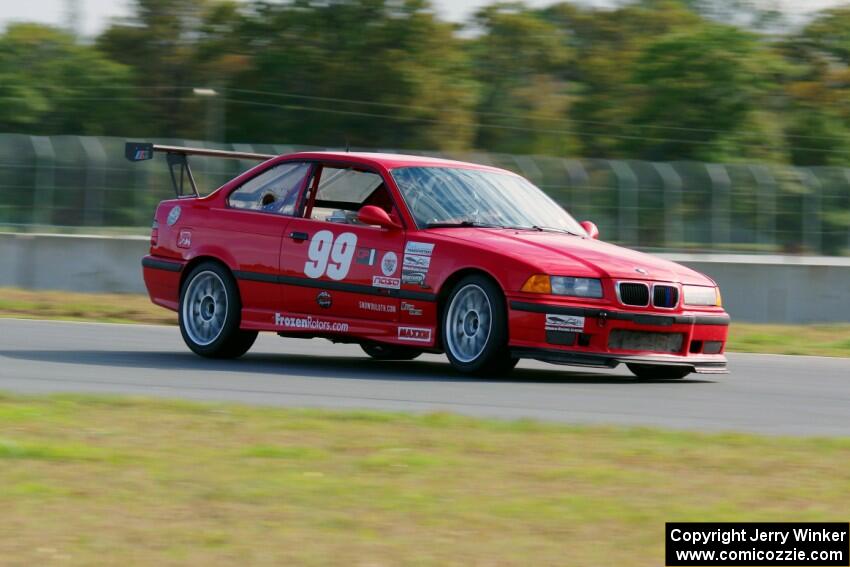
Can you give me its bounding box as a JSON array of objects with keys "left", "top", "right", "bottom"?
[{"left": 304, "top": 230, "right": 358, "bottom": 280}]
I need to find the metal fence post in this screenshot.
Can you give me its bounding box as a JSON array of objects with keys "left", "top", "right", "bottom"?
[
  {"left": 610, "top": 160, "right": 638, "bottom": 245},
  {"left": 799, "top": 168, "right": 822, "bottom": 254},
  {"left": 748, "top": 164, "right": 777, "bottom": 250},
  {"left": 232, "top": 143, "right": 260, "bottom": 188},
  {"left": 706, "top": 163, "right": 731, "bottom": 249},
  {"left": 652, "top": 162, "right": 683, "bottom": 249},
  {"left": 30, "top": 136, "right": 56, "bottom": 227},
  {"left": 78, "top": 136, "right": 107, "bottom": 227},
  {"left": 845, "top": 168, "right": 850, "bottom": 255},
  {"left": 562, "top": 158, "right": 588, "bottom": 214},
  {"left": 512, "top": 155, "right": 543, "bottom": 186}
]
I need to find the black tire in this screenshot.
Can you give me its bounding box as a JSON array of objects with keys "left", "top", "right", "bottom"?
[
  {"left": 627, "top": 364, "right": 691, "bottom": 380},
  {"left": 178, "top": 261, "right": 258, "bottom": 359},
  {"left": 361, "top": 343, "right": 422, "bottom": 361},
  {"left": 441, "top": 274, "right": 516, "bottom": 376}
]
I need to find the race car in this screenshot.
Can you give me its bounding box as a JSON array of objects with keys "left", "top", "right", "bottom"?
[{"left": 127, "top": 143, "right": 729, "bottom": 379}]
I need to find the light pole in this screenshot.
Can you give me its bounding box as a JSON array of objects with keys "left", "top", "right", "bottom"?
[{"left": 193, "top": 87, "right": 225, "bottom": 143}]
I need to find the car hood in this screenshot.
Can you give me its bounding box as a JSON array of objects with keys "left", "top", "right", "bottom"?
[{"left": 435, "top": 228, "right": 715, "bottom": 285}]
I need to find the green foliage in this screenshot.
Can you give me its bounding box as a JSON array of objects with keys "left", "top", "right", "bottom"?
[
  {"left": 1, "top": 0, "right": 850, "bottom": 165},
  {"left": 0, "top": 24, "right": 136, "bottom": 135},
  {"left": 469, "top": 2, "right": 576, "bottom": 154},
  {"left": 96, "top": 0, "right": 229, "bottom": 139},
  {"left": 224, "top": 0, "right": 478, "bottom": 150},
  {"left": 627, "top": 24, "right": 779, "bottom": 161}
]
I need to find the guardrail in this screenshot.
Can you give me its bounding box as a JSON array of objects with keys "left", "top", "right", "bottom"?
[{"left": 2, "top": 232, "right": 848, "bottom": 323}]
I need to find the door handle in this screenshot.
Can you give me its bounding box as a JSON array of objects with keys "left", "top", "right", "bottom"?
[{"left": 289, "top": 231, "right": 309, "bottom": 242}]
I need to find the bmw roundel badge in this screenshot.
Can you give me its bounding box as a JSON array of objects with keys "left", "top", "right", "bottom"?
[{"left": 167, "top": 206, "right": 182, "bottom": 226}]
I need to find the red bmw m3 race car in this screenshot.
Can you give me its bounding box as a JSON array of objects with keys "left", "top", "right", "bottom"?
[{"left": 128, "top": 143, "right": 729, "bottom": 379}]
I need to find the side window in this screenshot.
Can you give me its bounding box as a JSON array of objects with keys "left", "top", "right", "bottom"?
[
  {"left": 228, "top": 162, "right": 311, "bottom": 215},
  {"left": 309, "top": 167, "right": 392, "bottom": 224}
]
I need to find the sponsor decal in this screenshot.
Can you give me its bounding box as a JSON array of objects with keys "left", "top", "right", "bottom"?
[
  {"left": 381, "top": 251, "right": 398, "bottom": 276},
  {"left": 545, "top": 314, "right": 585, "bottom": 332},
  {"left": 404, "top": 241, "right": 434, "bottom": 257},
  {"left": 402, "top": 242, "right": 434, "bottom": 288},
  {"left": 167, "top": 206, "right": 181, "bottom": 226},
  {"left": 316, "top": 291, "right": 332, "bottom": 309},
  {"left": 403, "top": 254, "right": 431, "bottom": 270},
  {"left": 355, "top": 247, "right": 377, "bottom": 266},
  {"left": 401, "top": 302, "right": 423, "bottom": 316},
  {"left": 359, "top": 300, "right": 397, "bottom": 314},
  {"left": 304, "top": 230, "right": 358, "bottom": 280},
  {"left": 402, "top": 271, "right": 426, "bottom": 286},
  {"left": 372, "top": 275, "right": 401, "bottom": 289},
  {"left": 134, "top": 148, "right": 151, "bottom": 161},
  {"left": 275, "top": 313, "right": 349, "bottom": 332},
  {"left": 398, "top": 326, "right": 432, "bottom": 343},
  {"left": 176, "top": 230, "right": 192, "bottom": 249}
]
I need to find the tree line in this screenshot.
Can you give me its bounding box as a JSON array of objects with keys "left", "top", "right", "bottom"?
[{"left": 2, "top": 0, "right": 850, "bottom": 165}]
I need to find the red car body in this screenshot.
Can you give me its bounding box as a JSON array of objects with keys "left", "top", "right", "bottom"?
[{"left": 141, "top": 150, "right": 729, "bottom": 376}]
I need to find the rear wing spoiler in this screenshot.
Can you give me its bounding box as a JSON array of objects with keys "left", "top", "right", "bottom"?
[{"left": 124, "top": 142, "right": 274, "bottom": 197}]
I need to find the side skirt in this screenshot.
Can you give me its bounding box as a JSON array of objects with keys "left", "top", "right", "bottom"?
[{"left": 240, "top": 308, "right": 438, "bottom": 349}]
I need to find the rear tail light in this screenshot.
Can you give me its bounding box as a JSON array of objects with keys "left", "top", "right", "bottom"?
[{"left": 151, "top": 220, "right": 159, "bottom": 246}]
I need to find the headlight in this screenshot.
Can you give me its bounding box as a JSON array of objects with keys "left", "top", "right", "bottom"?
[
  {"left": 521, "top": 275, "right": 603, "bottom": 298},
  {"left": 683, "top": 285, "right": 721, "bottom": 306},
  {"left": 552, "top": 276, "right": 603, "bottom": 298}
]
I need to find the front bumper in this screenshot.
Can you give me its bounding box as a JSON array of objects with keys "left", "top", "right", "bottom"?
[{"left": 508, "top": 300, "right": 729, "bottom": 374}]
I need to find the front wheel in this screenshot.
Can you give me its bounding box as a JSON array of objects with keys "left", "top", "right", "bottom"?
[
  {"left": 179, "top": 261, "right": 257, "bottom": 358},
  {"left": 442, "top": 275, "right": 516, "bottom": 375},
  {"left": 627, "top": 364, "right": 691, "bottom": 380},
  {"left": 361, "top": 343, "right": 422, "bottom": 361}
]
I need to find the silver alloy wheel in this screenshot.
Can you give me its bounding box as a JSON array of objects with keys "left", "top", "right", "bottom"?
[
  {"left": 182, "top": 270, "right": 228, "bottom": 346},
  {"left": 445, "top": 284, "right": 492, "bottom": 363}
]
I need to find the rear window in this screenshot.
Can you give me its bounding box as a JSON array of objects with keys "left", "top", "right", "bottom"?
[{"left": 315, "top": 167, "right": 383, "bottom": 205}]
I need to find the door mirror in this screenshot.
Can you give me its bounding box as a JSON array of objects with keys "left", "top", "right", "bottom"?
[
  {"left": 358, "top": 205, "right": 401, "bottom": 230},
  {"left": 580, "top": 220, "right": 599, "bottom": 240}
]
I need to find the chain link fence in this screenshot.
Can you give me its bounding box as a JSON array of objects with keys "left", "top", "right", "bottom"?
[{"left": 1, "top": 133, "right": 849, "bottom": 255}]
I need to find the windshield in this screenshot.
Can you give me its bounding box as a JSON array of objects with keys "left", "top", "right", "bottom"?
[{"left": 391, "top": 166, "right": 586, "bottom": 235}]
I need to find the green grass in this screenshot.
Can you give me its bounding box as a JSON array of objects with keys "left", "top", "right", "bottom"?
[
  {"left": 3, "top": 287, "right": 850, "bottom": 357},
  {"left": 0, "top": 287, "right": 175, "bottom": 325},
  {"left": 726, "top": 323, "right": 850, "bottom": 357},
  {"left": 0, "top": 394, "right": 847, "bottom": 566}
]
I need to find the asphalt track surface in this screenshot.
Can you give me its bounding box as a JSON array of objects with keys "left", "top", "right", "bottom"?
[{"left": 1, "top": 318, "right": 848, "bottom": 436}]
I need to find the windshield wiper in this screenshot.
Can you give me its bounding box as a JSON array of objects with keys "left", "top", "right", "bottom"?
[
  {"left": 530, "top": 225, "right": 582, "bottom": 236},
  {"left": 425, "top": 221, "right": 501, "bottom": 229}
]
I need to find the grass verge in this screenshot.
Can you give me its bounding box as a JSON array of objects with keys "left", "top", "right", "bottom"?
[
  {"left": 0, "top": 288, "right": 175, "bottom": 325},
  {"left": 1, "top": 393, "right": 848, "bottom": 566},
  {"left": 2, "top": 287, "right": 850, "bottom": 357}
]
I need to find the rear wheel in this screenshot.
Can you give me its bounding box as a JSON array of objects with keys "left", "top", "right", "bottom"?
[
  {"left": 179, "top": 261, "right": 257, "bottom": 358},
  {"left": 627, "top": 364, "right": 691, "bottom": 380},
  {"left": 442, "top": 275, "right": 517, "bottom": 376},
  {"left": 361, "top": 343, "right": 422, "bottom": 361}
]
